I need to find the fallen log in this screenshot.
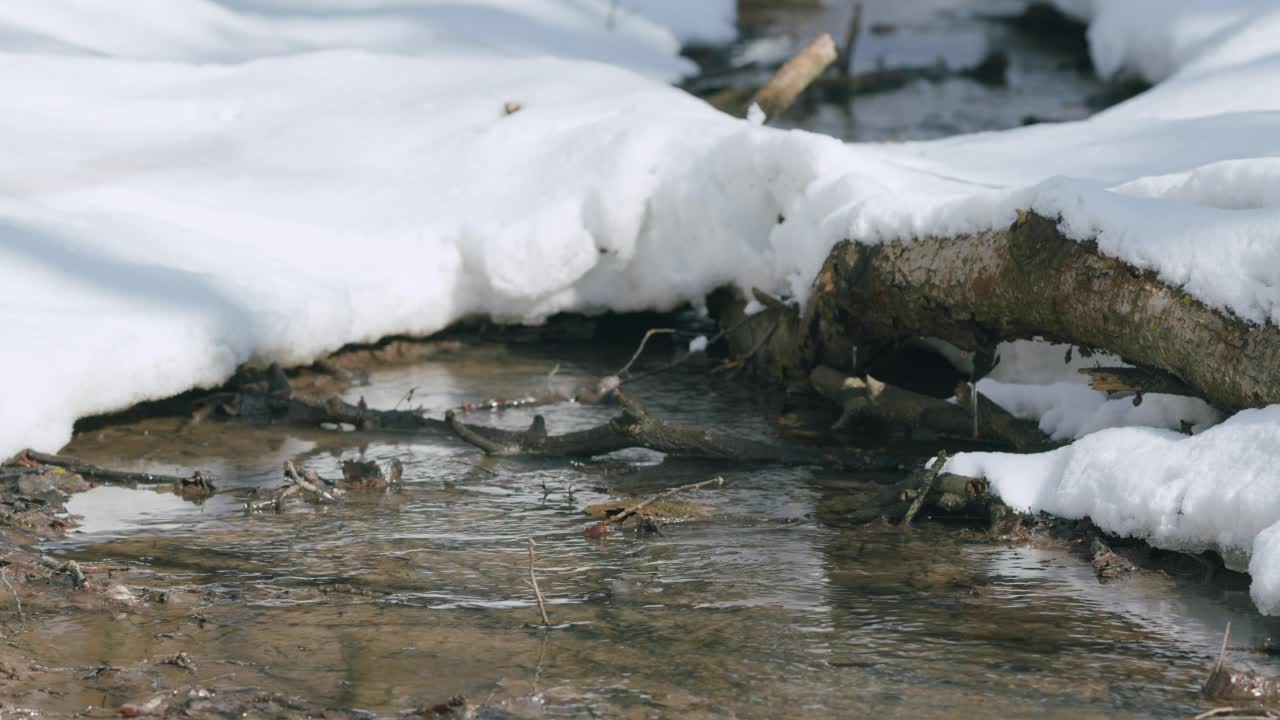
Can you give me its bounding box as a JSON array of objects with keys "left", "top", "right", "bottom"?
[
  {"left": 810, "top": 365, "right": 1049, "bottom": 450},
  {"left": 444, "top": 401, "right": 892, "bottom": 469},
  {"left": 805, "top": 211, "right": 1280, "bottom": 412}
]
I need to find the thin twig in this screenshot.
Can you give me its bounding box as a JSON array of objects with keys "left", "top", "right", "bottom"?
[
  {"left": 619, "top": 313, "right": 760, "bottom": 387},
  {"left": 456, "top": 460, "right": 499, "bottom": 477},
  {"left": 840, "top": 1, "right": 863, "bottom": 78},
  {"left": 615, "top": 329, "right": 675, "bottom": 377},
  {"left": 972, "top": 381, "right": 979, "bottom": 440},
  {"left": 2, "top": 567, "right": 23, "bottom": 625},
  {"left": 393, "top": 386, "right": 418, "bottom": 411},
  {"left": 1213, "top": 622, "right": 1231, "bottom": 675},
  {"left": 606, "top": 476, "right": 726, "bottom": 527},
  {"left": 527, "top": 537, "right": 551, "bottom": 627},
  {"left": 715, "top": 319, "right": 778, "bottom": 375},
  {"left": 903, "top": 451, "right": 948, "bottom": 526}
]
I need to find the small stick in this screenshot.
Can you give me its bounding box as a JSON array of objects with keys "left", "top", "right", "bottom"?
[
  {"left": 972, "top": 381, "right": 979, "bottom": 440},
  {"left": 606, "top": 476, "right": 725, "bottom": 527},
  {"left": 2, "top": 567, "right": 23, "bottom": 624},
  {"left": 527, "top": 537, "right": 550, "bottom": 627},
  {"left": 903, "top": 451, "right": 948, "bottom": 526},
  {"left": 456, "top": 460, "right": 499, "bottom": 477},
  {"left": 750, "top": 33, "right": 838, "bottom": 120},
  {"left": 840, "top": 1, "right": 863, "bottom": 78},
  {"left": 615, "top": 329, "right": 675, "bottom": 377}
]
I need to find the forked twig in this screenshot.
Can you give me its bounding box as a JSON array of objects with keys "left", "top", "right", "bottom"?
[{"left": 616, "top": 329, "right": 675, "bottom": 377}]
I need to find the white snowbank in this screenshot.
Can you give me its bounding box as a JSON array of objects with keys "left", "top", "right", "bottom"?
[
  {"left": 946, "top": 407, "right": 1280, "bottom": 612},
  {"left": 6, "top": 1, "right": 1280, "bottom": 611},
  {"left": 0, "top": 0, "right": 717, "bottom": 81}
]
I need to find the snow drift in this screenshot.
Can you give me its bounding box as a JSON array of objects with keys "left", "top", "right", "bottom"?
[{"left": 6, "top": 2, "right": 1280, "bottom": 610}]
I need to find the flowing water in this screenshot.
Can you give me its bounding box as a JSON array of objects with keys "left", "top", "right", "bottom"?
[{"left": 11, "top": 340, "right": 1280, "bottom": 719}]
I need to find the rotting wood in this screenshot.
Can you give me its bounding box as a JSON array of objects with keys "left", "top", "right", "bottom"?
[
  {"left": 750, "top": 33, "right": 838, "bottom": 120},
  {"left": 1079, "top": 366, "right": 1195, "bottom": 398},
  {"left": 810, "top": 366, "right": 1048, "bottom": 450},
  {"left": 804, "top": 211, "right": 1280, "bottom": 412},
  {"left": 445, "top": 396, "right": 893, "bottom": 469}
]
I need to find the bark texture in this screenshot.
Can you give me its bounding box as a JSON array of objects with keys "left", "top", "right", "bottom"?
[{"left": 805, "top": 212, "right": 1280, "bottom": 411}]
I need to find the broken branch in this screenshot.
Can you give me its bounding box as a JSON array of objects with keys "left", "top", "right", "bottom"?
[
  {"left": 750, "top": 33, "right": 838, "bottom": 120},
  {"left": 17, "top": 450, "right": 212, "bottom": 489}
]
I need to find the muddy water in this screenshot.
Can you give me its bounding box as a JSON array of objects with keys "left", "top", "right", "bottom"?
[{"left": 5, "top": 341, "right": 1276, "bottom": 718}]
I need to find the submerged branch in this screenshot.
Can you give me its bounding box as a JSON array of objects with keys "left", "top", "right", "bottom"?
[
  {"left": 14, "top": 450, "right": 214, "bottom": 493},
  {"left": 445, "top": 398, "right": 892, "bottom": 469}
]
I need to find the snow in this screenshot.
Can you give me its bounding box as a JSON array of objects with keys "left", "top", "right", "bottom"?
[
  {"left": 945, "top": 407, "right": 1280, "bottom": 612},
  {"left": 0, "top": 0, "right": 722, "bottom": 81},
  {"left": 6, "top": 1, "right": 1280, "bottom": 611}
]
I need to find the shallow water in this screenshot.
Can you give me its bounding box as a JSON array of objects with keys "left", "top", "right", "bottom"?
[{"left": 15, "top": 341, "right": 1280, "bottom": 718}]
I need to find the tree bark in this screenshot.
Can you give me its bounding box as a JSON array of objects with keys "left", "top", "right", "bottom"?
[{"left": 805, "top": 211, "right": 1280, "bottom": 411}]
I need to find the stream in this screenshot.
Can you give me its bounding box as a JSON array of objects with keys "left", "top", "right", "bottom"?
[{"left": 9, "top": 340, "right": 1278, "bottom": 718}]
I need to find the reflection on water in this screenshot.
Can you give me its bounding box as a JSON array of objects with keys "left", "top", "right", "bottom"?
[{"left": 21, "top": 342, "right": 1280, "bottom": 718}]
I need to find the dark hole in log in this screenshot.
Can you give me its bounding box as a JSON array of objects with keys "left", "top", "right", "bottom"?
[{"left": 864, "top": 344, "right": 966, "bottom": 399}]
